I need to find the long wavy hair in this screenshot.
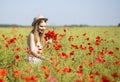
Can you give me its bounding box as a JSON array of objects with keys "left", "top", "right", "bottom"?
[{"left": 31, "top": 21, "right": 44, "bottom": 46}]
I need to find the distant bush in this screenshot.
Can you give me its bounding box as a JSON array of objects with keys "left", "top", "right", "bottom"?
[
  {"left": 64, "top": 24, "right": 89, "bottom": 27},
  {"left": 0, "top": 24, "right": 24, "bottom": 27},
  {"left": 118, "top": 23, "right": 120, "bottom": 27}
]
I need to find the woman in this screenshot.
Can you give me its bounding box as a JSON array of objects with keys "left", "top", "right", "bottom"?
[{"left": 27, "top": 15, "right": 51, "bottom": 63}]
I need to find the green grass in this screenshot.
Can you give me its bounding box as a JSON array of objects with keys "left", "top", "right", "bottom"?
[{"left": 0, "top": 26, "right": 120, "bottom": 82}]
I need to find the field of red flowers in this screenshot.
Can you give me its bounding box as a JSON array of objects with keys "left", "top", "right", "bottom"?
[{"left": 0, "top": 27, "right": 120, "bottom": 82}]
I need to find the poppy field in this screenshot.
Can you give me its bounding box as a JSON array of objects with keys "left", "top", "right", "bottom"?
[{"left": 0, "top": 27, "right": 120, "bottom": 82}]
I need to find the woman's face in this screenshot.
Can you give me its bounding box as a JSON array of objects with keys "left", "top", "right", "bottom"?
[{"left": 38, "top": 20, "right": 46, "bottom": 33}]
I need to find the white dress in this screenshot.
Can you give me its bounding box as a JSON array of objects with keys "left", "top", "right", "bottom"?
[{"left": 27, "top": 41, "right": 43, "bottom": 64}]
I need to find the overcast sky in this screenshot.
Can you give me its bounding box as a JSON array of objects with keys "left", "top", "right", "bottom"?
[{"left": 0, "top": 0, "right": 120, "bottom": 26}]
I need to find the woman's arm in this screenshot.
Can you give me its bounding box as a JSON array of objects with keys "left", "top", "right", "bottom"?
[
  {"left": 30, "top": 51, "right": 47, "bottom": 60},
  {"left": 43, "top": 39, "right": 52, "bottom": 48},
  {"left": 29, "top": 33, "right": 49, "bottom": 61}
]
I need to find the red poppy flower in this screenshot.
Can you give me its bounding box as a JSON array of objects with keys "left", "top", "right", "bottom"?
[
  {"left": 89, "top": 74, "right": 94, "bottom": 79},
  {"left": 88, "top": 46, "right": 94, "bottom": 53},
  {"left": 63, "top": 28, "right": 66, "bottom": 32},
  {"left": 94, "top": 71, "right": 100, "bottom": 75},
  {"left": 95, "top": 42, "right": 100, "bottom": 46},
  {"left": 79, "top": 65, "right": 83, "bottom": 69},
  {"left": 42, "top": 66, "right": 48, "bottom": 71},
  {"left": 80, "top": 44, "right": 86, "bottom": 50},
  {"left": 0, "top": 68, "right": 7, "bottom": 76},
  {"left": 16, "top": 48, "right": 20, "bottom": 52},
  {"left": 9, "top": 37, "right": 17, "bottom": 44},
  {"left": 30, "top": 75, "right": 38, "bottom": 82},
  {"left": 68, "top": 36, "right": 74, "bottom": 41},
  {"left": 44, "top": 31, "right": 57, "bottom": 41},
  {"left": 69, "top": 51, "right": 74, "bottom": 56},
  {"left": 76, "top": 70, "right": 83, "bottom": 76},
  {"left": 15, "top": 55, "right": 20, "bottom": 61},
  {"left": 115, "top": 47, "right": 119, "bottom": 50},
  {"left": 58, "top": 52, "right": 68, "bottom": 58},
  {"left": 113, "top": 60, "right": 119, "bottom": 66},
  {"left": 45, "top": 72, "right": 50, "bottom": 79},
  {"left": 96, "top": 36, "right": 100, "bottom": 39},
  {"left": 111, "top": 72, "right": 119, "bottom": 78},
  {"left": 108, "top": 50, "right": 114, "bottom": 54},
  {"left": 95, "top": 55, "right": 105, "bottom": 63},
  {"left": 88, "top": 43, "right": 91, "bottom": 45},
  {"left": 25, "top": 69, "right": 31, "bottom": 73},
  {"left": 54, "top": 43, "right": 62, "bottom": 50},
  {"left": 0, "top": 78, "right": 4, "bottom": 82},
  {"left": 83, "top": 33, "right": 86, "bottom": 36},
  {"left": 84, "top": 37, "right": 89, "bottom": 41},
  {"left": 108, "top": 50, "right": 116, "bottom": 57},
  {"left": 62, "top": 67, "right": 72, "bottom": 73},
  {"left": 50, "top": 57, "right": 56, "bottom": 61},
  {"left": 5, "top": 44, "right": 9, "bottom": 48},
  {"left": 22, "top": 75, "right": 38, "bottom": 82},
  {"left": 13, "top": 69, "right": 21, "bottom": 75},
  {"left": 75, "top": 78, "right": 84, "bottom": 82},
  {"left": 2, "top": 34, "right": 5, "bottom": 38},
  {"left": 59, "top": 34, "right": 65, "bottom": 38},
  {"left": 71, "top": 44, "right": 79, "bottom": 49},
  {"left": 24, "top": 47, "right": 30, "bottom": 54},
  {"left": 95, "top": 36, "right": 101, "bottom": 46},
  {"left": 89, "top": 62, "right": 94, "bottom": 66},
  {"left": 101, "top": 75, "right": 110, "bottom": 82},
  {"left": 13, "top": 69, "right": 21, "bottom": 79},
  {"left": 22, "top": 76, "right": 31, "bottom": 81}
]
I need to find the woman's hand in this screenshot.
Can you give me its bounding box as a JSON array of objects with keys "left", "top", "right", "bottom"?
[
  {"left": 47, "top": 39, "right": 52, "bottom": 44},
  {"left": 43, "top": 39, "right": 52, "bottom": 48}
]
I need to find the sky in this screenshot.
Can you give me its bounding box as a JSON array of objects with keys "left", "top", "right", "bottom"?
[{"left": 0, "top": 0, "right": 120, "bottom": 26}]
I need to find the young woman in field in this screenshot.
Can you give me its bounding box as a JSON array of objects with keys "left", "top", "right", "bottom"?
[{"left": 27, "top": 15, "right": 51, "bottom": 63}]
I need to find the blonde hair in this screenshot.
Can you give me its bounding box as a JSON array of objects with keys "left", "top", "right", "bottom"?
[{"left": 32, "top": 21, "right": 44, "bottom": 46}]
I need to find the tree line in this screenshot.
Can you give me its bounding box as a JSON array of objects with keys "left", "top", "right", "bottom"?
[
  {"left": 0, "top": 24, "right": 120, "bottom": 27},
  {"left": 0, "top": 24, "right": 24, "bottom": 27}
]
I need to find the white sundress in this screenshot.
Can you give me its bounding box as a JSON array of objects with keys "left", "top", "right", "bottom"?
[{"left": 27, "top": 41, "right": 43, "bottom": 64}]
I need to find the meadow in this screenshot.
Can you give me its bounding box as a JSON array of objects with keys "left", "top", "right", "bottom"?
[{"left": 0, "top": 26, "right": 120, "bottom": 82}]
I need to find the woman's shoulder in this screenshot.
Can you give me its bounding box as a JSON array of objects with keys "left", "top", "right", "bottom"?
[
  {"left": 27, "top": 31, "right": 34, "bottom": 43},
  {"left": 28, "top": 31, "right": 34, "bottom": 38}
]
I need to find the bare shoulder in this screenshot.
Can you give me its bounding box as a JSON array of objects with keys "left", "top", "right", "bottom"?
[
  {"left": 28, "top": 32, "right": 34, "bottom": 39},
  {"left": 27, "top": 32, "right": 35, "bottom": 49},
  {"left": 27, "top": 32, "right": 34, "bottom": 44}
]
